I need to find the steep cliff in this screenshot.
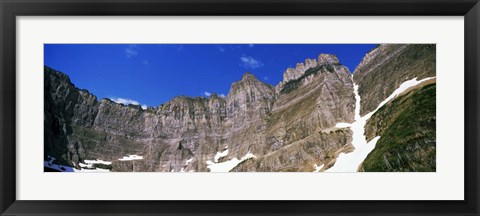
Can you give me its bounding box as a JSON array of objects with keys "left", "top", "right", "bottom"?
[
  {"left": 235, "top": 54, "right": 355, "bottom": 171},
  {"left": 353, "top": 44, "right": 436, "bottom": 172},
  {"left": 45, "top": 44, "right": 436, "bottom": 172},
  {"left": 45, "top": 53, "right": 354, "bottom": 172},
  {"left": 353, "top": 44, "right": 436, "bottom": 116},
  {"left": 44, "top": 67, "right": 99, "bottom": 166}
]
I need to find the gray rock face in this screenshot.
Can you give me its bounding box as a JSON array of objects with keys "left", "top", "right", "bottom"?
[
  {"left": 352, "top": 44, "right": 436, "bottom": 172},
  {"left": 353, "top": 44, "right": 436, "bottom": 116},
  {"left": 44, "top": 67, "right": 99, "bottom": 166},
  {"left": 44, "top": 53, "right": 356, "bottom": 172},
  {"left": 276, "top": 54, "right": 340, "bottom": 93}
]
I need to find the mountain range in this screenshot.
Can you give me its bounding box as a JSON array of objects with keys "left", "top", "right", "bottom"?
[{"left": 44, "top": 44, "right": 436, "bottom": 172}]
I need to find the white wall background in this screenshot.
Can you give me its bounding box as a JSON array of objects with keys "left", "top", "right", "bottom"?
[{"left": 17, "top": 16, "right": 464, "bottom": 200}]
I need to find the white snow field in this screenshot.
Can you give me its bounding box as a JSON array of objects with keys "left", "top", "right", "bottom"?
[
  {"left": 313, "top": 163, "right": 325, "bottom": 172},
  {"left": 325, "top": 76, "right": 435, "bottom": 172},
  {"left": 180, "top": 158, "right": 195, "bottom": 172},
  {"left": 185, "top": 158, "right": 194, "bottom": 165},
  {"left": 44, "top": 156, "right": 110, "bottom": 172},
  {"left": 72, "top": 167, "right": 111, "bottom": 173},
  {"left": 83, "top": 159, "right": 112, "bottom": 165},
  {"left": 335, "top": 122, "right": 352, "bottom": 128},
  {"left": 206, "top": 152, "right": 256, "bottom": 172},
  {"left": 213, "top": 148, "right": 229, "bottom": 163},
  {"left": 118, "top": 154, "right": 144, "bottom": 161}
]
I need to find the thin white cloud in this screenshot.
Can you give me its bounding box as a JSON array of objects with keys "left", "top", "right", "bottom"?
[
  {"left": 110, "top": 97, "right": 148, "bottom": 110},
  {"left": 248, "top": 44, "right": 254, "bottom": 48},
  {"left": 219, "top": 94, "right": 226, "bottom": 98},
  {"left": 204, "top": 91, "right": 212, "bottom": 97},
  {"left": 239, "top": 55, "right": 264, "bottom": 69},
  {"left": 142, "top": 60, "right": 149, "bottom": 65},
  {"left": 218, "top": 47, "right": 226, "bottom": 52},
  {"left": 263, "top": 76, "right": 269, "bottom": 81},
  {"left": 125, "top": 45, "right": 138, "bottom": 58}
]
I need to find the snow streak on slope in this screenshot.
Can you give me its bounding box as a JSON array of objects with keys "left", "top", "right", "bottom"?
[
  {"left": 44, "top": 156, "right": 111, "bottom": 172},
  {"left": 185, "top": 158, "right": 194, "bottom": 165},
  {"left": 214, "top": 147, "right": 229, "bottom": 162},
  {"left": 119, "top": 155, "right": 143, "bottom": 161},
  {"left": 83, "top": 159, "right": 112, "bottom": 165},
  {"left": 313, "top": 163, "right": 325, "bottom": 172},
  {"left": 180, "top": 158, "right": 195, "bottom": 172},
  {"left": 326, "top": 77, "right": 435, "bottom": 172},
  {"left": 80, "top": 159, "right": 112, "bottom": 168},
  {"left": 206, "top": 152, "right": 256, "bottom": 172}
]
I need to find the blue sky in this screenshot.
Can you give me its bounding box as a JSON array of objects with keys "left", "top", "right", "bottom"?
[{"left": 44, "top": 44, "right": 377, "bottom": 108}]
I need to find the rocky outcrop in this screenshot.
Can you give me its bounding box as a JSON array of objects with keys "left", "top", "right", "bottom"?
[
  {"left": 232, "top": 129, "right": 353, "bottom": 172},
  {"left": 44, "top": 67, "right": 99, "bottom": 166},
  {"left": 353, "top": 44, "right": 436, "bottom": 116},
  {"left": 276, "top": 54, "right": 342, "bottom": 94},
  {"left": 354, "top": 44, "right": 437, "bottom": 172},
  {"left": 232, "top": 54, "right": 355, "bottom": 171}
]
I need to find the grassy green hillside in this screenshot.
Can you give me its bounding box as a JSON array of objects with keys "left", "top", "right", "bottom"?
[{"left": 361, "top": 83, "right": 436, "bottom": 172}]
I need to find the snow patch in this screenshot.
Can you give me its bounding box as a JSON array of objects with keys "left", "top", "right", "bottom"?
[
  {"left": 214, "top": 149, "right": 229, "bottom": 162},
  {"left": 206, "top": 152, "right": 256, "bottom": 172},
  {"left": 313, "top": 163, "right": 324, "bottom": 172},
  {"left": 180, "top": 158, "right": 195, "bottom": 172},
  {"left": 72, "top": 167, "right": 111, "bottom": 173},
  {"left": 335, "top": 122, "right": 352, "bottom": 128},
  {"left": 44, "top": 156, "right": 110, "bottom": 172},
  {"left": 79, "top": 162, "right": 93, "bottom": 169},
  {"left": 119, "top": 155, "right": 143, "bottom": 161},
  {"left": 326, "top": 77, "right": 434, "bottom": 172},
  {"left": 84, "top": 159, "right": 112, "bottom": 165}
]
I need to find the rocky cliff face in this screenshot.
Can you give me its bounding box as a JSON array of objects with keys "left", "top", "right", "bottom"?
[
  {"left": 44, "top": 53, "right": 355, "bottom": 172},
  {"left": 353, "top": 44, "right": 436, "bottom": 116},
  {"left": 45, "top": 45, "right": 436, "bottom": 172},
  {"left": 44, "top": 67, "right": 99, "bottom": 166},
  {"left": 354, "top": 44, "right": 436, "bottom": 172}
]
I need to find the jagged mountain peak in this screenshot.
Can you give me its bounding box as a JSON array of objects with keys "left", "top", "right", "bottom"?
[
  {"left": 317, "top": 53, "right": 339, "bottom": 65},
  {"left": 241, "top": 72, "right": 257, "bottom": 81},
  {"left": 227, "top": 72, "right": 274, "bottom": 100},
  {"left": 275, "top": 53, "right": 350, "bottom": 95},
  {"left": 45, "top": 66, "right": 75, "bottom": 87},
  {"left": 280, "top": 53, "right": 342, "bottom": 85},
  {"left": 229, "top": 72, "right": 274, "bottom": 93}
]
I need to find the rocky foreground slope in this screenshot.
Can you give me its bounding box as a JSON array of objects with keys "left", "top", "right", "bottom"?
[{"left": 44, "top": 44, "right": 436, "bottom": 172}]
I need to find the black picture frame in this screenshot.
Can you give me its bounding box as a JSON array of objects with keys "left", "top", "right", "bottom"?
[{"left": 1, "top": 0, "right": 479, "bottom": 215}]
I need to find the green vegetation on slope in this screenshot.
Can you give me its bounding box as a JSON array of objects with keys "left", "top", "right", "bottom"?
[
  {"left": 355, "top": 44, "right": 436, "bottom": 116},
  {"left": 362, "top": 83, "right": 436, "bottom": 172}
]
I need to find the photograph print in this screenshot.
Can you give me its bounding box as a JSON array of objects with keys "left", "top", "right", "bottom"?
[{"left": 44, "top": 44, "right": 436, "bottom": 172}]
